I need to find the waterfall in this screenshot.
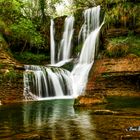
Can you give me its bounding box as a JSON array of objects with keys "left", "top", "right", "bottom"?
[
  {"left": 50, "top": 16, "right": 74, "bottom": 67},
  {"left": 58, "top": 16, "right": 74, "bottom": 63},
  {"left": 78, "top": 6, "right": 100, "bottom": 44},
  {"left": 23, "top": 6, "right": 103, "bottom": 100},
  {"left": 50, "top": 19, "right": 56, "bottom": 64},
  {"left": 71, "top": 5, "right": 103, "bottom": 97},
  {"left": 24, "top": 65, "right": 72, "bottom": 100}
]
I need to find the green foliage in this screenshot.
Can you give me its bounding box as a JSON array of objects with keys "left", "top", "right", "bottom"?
[
  {"left": 13, "top": 52, "right": 49, "bottom": 65},
  {"left": 4, "top": 68, "right": 17, "bottom": 82},
  {"left": 102, "top": 73, "right": 110, "bottom": 78},
  {"left": 0, "top": 63, "right": 4, "bottom": 69},
  {"left": 72, "top": 0, "right": 96, "bottom": 10},
  {"left": 104, "top": 2, "right": 140, "bottom": 28},
  {"left": 39, "top": 0, "right": 46, "bottom": 22},
  {"left": 71, "top": 0, "right": 139, "bottom": 29},
  {"left": 0, "top": 34, "right": 4, "bottom": 42},
  {"left": 127, "top": 36, "right": 140, "bottom": 57},
  {"left": 0, "top": 67, "right": 23, "bottom": 83},
  {"left": 10, "top": 18, "right": 44, "bottom": 49},
  {"left": 0, "top": 0, "right": 22, "bottom": 23},
  {"left": 0, "top": 0, "right": 46, "bottom": 53},
  {"left": 23, "top": 0, "right": 63, "bottom": 19},
  {"left": 106, "top": 44, "right": 128, "bottom": 58},
  {"left": 61, "top": 62, "right": 74, "bottom": 71},
  {"left": 105, "top": 35, "right": 140, "bottom": 58},
  {"left": 74, "top": 43, "right": 83, "bottom": 55}
]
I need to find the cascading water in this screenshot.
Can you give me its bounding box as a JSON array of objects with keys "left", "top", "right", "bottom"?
[
  {"left": 23, "top": 5, "right": 103, "bottom": 100},
  {"left": 50, "top": 19, "right": 56, "bottom": 64},
  {"left": 78, "top": 6, "right": 100, "bottom": 44},
  {"left": 58, "top": 16, "right": 74, "bottom": 61},
  {"left": 71, "top": 5, "right": 103, "bottom": 97},
  {"left": 24, "top": 65, "right": 72, "bottom": 100},
  {"left": 56, "top": 16, "right": 74, "bottom": 66},
  {"left": 50, "top": 16, "right": 74, "bottom": 67}
]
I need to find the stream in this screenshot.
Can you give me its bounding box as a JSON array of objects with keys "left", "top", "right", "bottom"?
[{"left": 0, "top": 97, "right": 140, "bottom": 140}]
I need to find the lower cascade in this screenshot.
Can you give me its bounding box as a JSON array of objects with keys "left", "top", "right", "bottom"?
[
  {"left": 24, "top": 65, "right": 72, "bottom": 100},
  {"left": 24, "top": 5, "right": 103, "bottom": 100}
]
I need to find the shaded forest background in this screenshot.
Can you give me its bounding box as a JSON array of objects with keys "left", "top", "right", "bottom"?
[{"left": 0, "top": 0, "right": 140, "bottom": 65}]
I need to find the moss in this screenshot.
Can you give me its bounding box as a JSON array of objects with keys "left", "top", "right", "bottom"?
[
  {"left": 61, "top": 62, "right": 74, "bottom": 71},
  {"left": 13, "top": 52, "right": 50, "bottom": 65},
  {"left": 102, "top": 73, "right": 110, "bottom": 78},
  {"left": 0, "top": 63, "right": 4, "bottom": 69},
  {"left": 104, "top": 35, "right": 140, "bottom": 58},
  {"left": 0, "top": 68, "right": 23, "bottom": 84}
]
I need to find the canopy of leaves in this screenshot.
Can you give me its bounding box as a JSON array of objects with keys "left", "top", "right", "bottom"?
[
  {"left": 70, "top": 0, "right": 139, "bottom": 29},
  {"left": 0, "top": 0, "right": 46, "bottom": 53}
]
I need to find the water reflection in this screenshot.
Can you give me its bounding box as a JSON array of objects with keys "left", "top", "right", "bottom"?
[
  {"left": 0, "top": 100, "right": 97, "bottom": 139},
  {"left": 23, "top": 100, "right": 75, "bottom": 128}
]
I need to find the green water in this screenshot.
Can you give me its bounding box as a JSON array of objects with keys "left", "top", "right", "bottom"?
[
  {"left": 106, "top": 96, "right": 140, "bottom": 109},
  {"left": 0, "top": 97, "right": 140, "bottom": 140}
]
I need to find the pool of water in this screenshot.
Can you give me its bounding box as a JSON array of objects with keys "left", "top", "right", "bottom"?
[{"left": 0, "top": 97, "right": 140, "bottom": 140}]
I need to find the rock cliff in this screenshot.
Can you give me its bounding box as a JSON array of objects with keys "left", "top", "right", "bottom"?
[{"left": 0, "top": 39, "right": 24, "bottom": 104}]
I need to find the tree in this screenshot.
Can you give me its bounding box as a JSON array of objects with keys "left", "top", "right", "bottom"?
[{"left": 0, "top": 0, "right": 44, "bottom": 53}]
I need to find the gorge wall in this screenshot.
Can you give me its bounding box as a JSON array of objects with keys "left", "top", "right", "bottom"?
[{"left": 0, "top": 39, "right": 24, "bottom": 104}]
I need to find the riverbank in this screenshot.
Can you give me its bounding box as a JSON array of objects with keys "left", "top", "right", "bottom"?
[{"left": 75, "top": 57, "right": 140, "bottom": 106}]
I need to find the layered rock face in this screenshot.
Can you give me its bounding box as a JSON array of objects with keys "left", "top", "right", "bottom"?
[
  {"left": 87, "top": 58, "right": 140, "bottom": 94},
  {"left": 0, "top": 40, "right": 24, "bottom": 104},
  {"left": 74, "top": 58, "right": 140, "bottom": 106}
]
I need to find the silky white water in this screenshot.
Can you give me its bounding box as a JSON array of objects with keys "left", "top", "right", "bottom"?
[
  {"left": 58, "top": 16, "right": 74, "bottom": 62},
  {"left": 50, "top": 19, "right": 56, "bottom": 64},
  {"left": 24, "top": 65, "right": 72, "bottom": 100},
  {"left": 50, "top": 16, "right": 74, "bottom": 67},
  {"left": 24, "top": 6, "right": 103, "bottom": 100},
  {"left": 78, "top": 5, "right": 100, "bottom": 44},
  {"left": 71, "top": 6, "right": 103, "bottom": 97}
]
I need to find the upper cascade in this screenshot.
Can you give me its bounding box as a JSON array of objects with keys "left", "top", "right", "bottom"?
[
  {"left": 78, "top": 5, "right": 101, "bottom": 43},
  {"left": 50, "top": 19, "right": 56, "bottom": 64},
  {"left": 58, "top": 16, "right": 75, "bottom": 62},
  {"left": 50, "top": 16, "right": 74, "bottom": 66}
]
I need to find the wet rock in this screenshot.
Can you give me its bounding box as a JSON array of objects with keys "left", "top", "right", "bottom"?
[
  {"left": 15, "top": 65, "right": 25, "bottom": 70},
  {"left": 92, "top": 109, "right": 117, "bottom": 115},
  {"left": 14, "top": 133, "right": 40, "bottom": 140},
  {"left": 85, "top": 58, "right": 140, "bottom": 97},
  {"left": 106, "top": 28, "right": 129, "bottom": 38},
  {"left": 74, "top": 94, "right": 107, "bottom": 107}
]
